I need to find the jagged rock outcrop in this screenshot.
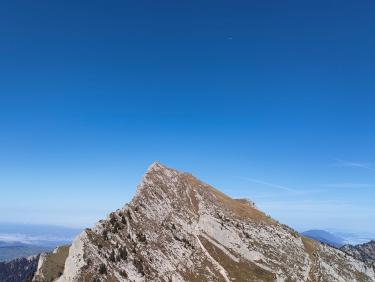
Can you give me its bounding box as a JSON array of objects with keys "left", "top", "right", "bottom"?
[
  {"left": 0, "top": 255, "right": 39, "bottom": 282},
  {"left": 33, "top": 245, "right": 70, "bottom": 282},
  {"left": 38, "top": 162, "right": 374, "bottom": 281},
  {"left": 341, "top": 241, "right": 375, "bottom": 268}
]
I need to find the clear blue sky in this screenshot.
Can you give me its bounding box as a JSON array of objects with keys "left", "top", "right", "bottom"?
[{"left": 1, "top": 1, "right": 374, "bottom": 233}]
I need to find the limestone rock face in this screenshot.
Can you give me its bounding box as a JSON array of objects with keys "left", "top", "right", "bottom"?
[
  {"left": 341, "top": 241, "right": 375, "bottom": 268},
  {"left": 33, "top": 245, "right": 69, "bottom": 282},
  {"left": 42, "top": 163, "right": 375, "bottom": 281}
]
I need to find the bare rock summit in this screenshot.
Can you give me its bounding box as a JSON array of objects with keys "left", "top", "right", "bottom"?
[{"left": 37, "top": 162, "right": 375, "bottom": 281}]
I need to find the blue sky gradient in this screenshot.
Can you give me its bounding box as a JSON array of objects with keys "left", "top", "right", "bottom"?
[{"left": 1, "top": 1, "right": 374, "bottom": 233}]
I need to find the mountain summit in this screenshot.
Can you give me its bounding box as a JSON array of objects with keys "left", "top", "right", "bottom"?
[{"left": 34, "top": 163, "right": 374, "bottom": 281}]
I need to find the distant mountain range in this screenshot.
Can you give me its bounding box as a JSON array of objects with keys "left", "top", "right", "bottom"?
[
  {"left": 331, "top": 230, "right": 375, "bottom": 245},
  {"left": 301, "top": 230, "right": 345, "bottom": 247},
  {"left": 302, "top": 229, "right": 375, "bottom": 248},
  {"left": 302, "top": 229, "right": 375, "bottom": 267}
]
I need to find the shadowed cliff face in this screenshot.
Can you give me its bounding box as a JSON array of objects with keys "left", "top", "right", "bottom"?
[
  {"left": 38, "top": 163, "right": 374, "bottom": 281},
  {"left": 0, "top": 256, "right": 39, "bottom": 282}
]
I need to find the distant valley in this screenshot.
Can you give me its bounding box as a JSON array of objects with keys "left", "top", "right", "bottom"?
[
  {"left": 0, "top": 223, "right": 81, "bottom": 262},
  {"left": 0, "top": 242, "right": 49, "bottom": 262}
]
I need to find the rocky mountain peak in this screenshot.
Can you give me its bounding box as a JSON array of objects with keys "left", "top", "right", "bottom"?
[
  {"left": 34, "top": 163, "right": 375, "bottom": 281},
  {"left": 146, "top": 161, "right": 170, "bottom": 172},
  {"left": 137, "top": 162, "right": 179, "bottom": 191}
]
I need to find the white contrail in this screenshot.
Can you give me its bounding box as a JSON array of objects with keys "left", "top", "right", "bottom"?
[
  {"left": 323, "top": 183, "right": 375, "bottom": 188},
  {"left": 243, "top": 177, "right": 297, "bottom": 192},
  {"left": 336, "top": 159, "right": 375, "bottom": 172}
]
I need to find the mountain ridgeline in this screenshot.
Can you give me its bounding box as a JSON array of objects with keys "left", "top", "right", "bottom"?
[
  {"left": 3, "top": 163, "right": 375, "bottom": 281},
  {"left": 341, "top": 241, "right": 375, "bottom": 268}
]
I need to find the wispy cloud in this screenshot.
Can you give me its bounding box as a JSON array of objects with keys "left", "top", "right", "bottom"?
[
  {"left": 0, "top": 233, "right": 74, "bottom": 244},
  {"left": 257, "top": 199, "right": 375, "bottom": 218},
  {"left": 259, "top": 199, "right": 350, "bottom": 211},
  {"left": 335, "top": 159, "right": 375, "bottom": 172},
  {"left": 323, "top": 183, "right": 375, "bottom": 189},
  {"left": 242, "top": 177, "right": 298, "bottom": 193}
]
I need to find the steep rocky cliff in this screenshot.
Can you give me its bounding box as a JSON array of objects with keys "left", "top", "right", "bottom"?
[
  {"left": 38, "top": 162, "right": 374, "bottom": 281},
  {"left": 33, "top": 245, "right": 70, "bottom": 282}
]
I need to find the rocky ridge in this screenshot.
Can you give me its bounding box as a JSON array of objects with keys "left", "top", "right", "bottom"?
[
  {"left": 37, "top": 163, "right": 375, "bottom": 281},
  {"left": 341, "top": 241, "right": 375, "bottom": 268}
]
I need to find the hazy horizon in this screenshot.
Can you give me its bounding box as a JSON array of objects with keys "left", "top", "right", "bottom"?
[{"left": 1, "top": 1, "right": 375, "bottom": 234}]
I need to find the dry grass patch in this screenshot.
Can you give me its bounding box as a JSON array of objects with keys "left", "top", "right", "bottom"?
[
  {"left": 199, "top": 235, "right": 275, "bottom": 282},
  {"left": 181, "top": 173, "right": 274, "bottom": 224}
]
